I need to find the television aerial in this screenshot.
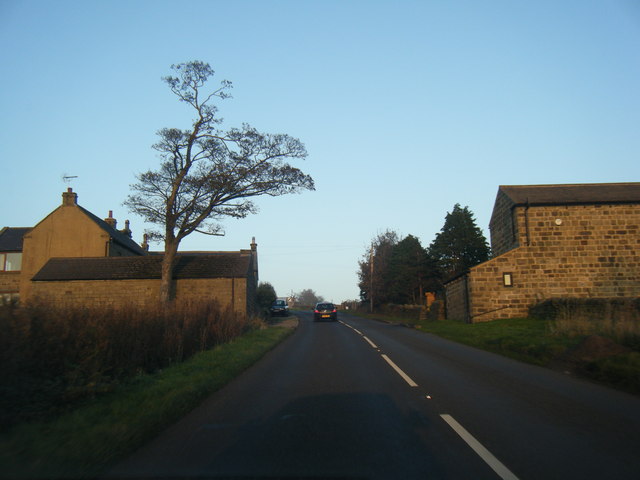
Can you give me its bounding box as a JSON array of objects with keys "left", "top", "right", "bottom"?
[{"left": 62, "top": 174, "right": 78, "bottom": 185}]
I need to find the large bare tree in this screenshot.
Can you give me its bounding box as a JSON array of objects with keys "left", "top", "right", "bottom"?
[{"left": 125, "top": 61, "right": 314, "bottom": 303}]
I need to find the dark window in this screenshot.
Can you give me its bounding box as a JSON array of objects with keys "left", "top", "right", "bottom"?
[{"left": 317, "top": 303, "right": 335, "bottom": 310}]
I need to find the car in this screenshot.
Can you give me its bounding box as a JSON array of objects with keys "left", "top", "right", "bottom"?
[
  {"left": 314, "top": 302, "right": 337, "bottom": 322},
  {"left": 269, "top": 299, "right": 289, "bottom": 317}
]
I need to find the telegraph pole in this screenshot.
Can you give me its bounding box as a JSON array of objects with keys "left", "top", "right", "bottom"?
[{"left": 369, "top": 244, "right": 374, "bottom": 313}]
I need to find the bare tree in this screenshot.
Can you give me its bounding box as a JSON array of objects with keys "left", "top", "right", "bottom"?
[
  {"left": 296, "top": 289, "right": 324, "bottom": 307},
  {"left": 126, "top": 61, "right": 314, "bottom": 302},
  {"left": 358, "top": 230, "right": 398, "bottom": 309}
]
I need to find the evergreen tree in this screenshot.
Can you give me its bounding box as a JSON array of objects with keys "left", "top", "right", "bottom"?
[
  {"left": 256, "top": 282, "right": 277, "bottom": 310},
  {"left": 429, "top": 204, "right": 490, "bottom": 278},
  {"left": 387, "top": 235, "right": 427, "bottom": 304}
]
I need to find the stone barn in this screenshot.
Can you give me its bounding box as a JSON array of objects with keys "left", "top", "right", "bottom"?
[{"left": 444, "top": 183, "right": 640, "bottom": 322}]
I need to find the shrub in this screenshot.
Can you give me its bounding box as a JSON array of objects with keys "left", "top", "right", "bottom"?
[
  {"left": 530, "top": 298, "right": 640, "bottom": 350},
  {"left": 0, "top": 300, "right": 258, "bottom": 429},
  {"left": 379, "top": 304, "right": 423, "bottom": 321}
]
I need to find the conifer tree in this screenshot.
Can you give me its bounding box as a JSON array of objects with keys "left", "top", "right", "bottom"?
[{"left": 429, "top": 204, "right": 490, "bottom": 278}]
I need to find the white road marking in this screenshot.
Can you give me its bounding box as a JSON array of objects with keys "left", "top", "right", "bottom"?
[
  {"left": 440, "top": 414, "right": 520, "bottom": 480},
  {"left": 340, "top": 320, "right": 516, "bottom": 479},
  {"left": 381, "top": 354, "right": 418, "bottom": 387},
  {"left": 362, "top": 336, "right": 379, "bottom": 349},
  {"left": 339, "top": 320, "right": 362, "bottom": 336}
]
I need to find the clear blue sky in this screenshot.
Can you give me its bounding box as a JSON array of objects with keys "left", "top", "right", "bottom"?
[{"left": 2, "top": 0, "right": 639, "bottom": 303}]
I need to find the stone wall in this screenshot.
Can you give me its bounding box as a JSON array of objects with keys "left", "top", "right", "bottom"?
[
  {"left": 0, "top": 271, "right": 20, "bottom": 295},
  {"left": 463, "top": 203, "right": 640, "bottom": 322},
  {"left": 177, "top": 278, "right": 250, "bottom": 314},
  {"left": 488, "top": 190, "right": 518, "bottom": 256},
  {"left": 444, "top": 275, "right": 468, "bottom": 321},
  {"left": 31, "top": 277, "right": 251, "bottom": 316}
]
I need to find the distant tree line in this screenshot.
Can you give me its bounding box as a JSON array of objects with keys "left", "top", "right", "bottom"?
[
  {"left": 256, "top": 283, "right": 325, "bottom": 310},
  {"left": 358, "top": 204, "right": 490, "bottom": 308}
]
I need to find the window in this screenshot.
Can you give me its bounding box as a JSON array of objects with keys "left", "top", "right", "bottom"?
[
  {"left": 503, "top": 272, "right": 513, "bottom": 287},
  {"left": 0, "top": 252, "right": 22, "bottom": 271}
]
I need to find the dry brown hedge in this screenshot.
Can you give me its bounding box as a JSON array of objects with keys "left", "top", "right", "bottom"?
[{"left": 0, "top": 300, "right": 258, "bottom": 428}]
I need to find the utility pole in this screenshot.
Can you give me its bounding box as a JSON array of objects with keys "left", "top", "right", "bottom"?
[{"left": 369, "top": 244, "right": 374, "bottom": 313}]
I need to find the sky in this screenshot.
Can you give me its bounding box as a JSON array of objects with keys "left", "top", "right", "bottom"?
[{"left": 1, "top": 0, "right": 639, "bottom": 303}]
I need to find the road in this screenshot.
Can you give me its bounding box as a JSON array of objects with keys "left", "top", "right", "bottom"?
[{"left": 108, "top": 311, "right": 640, "bottom": 479}]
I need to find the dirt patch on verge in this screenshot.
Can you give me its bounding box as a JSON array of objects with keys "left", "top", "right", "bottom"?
[
  {"left": 552, "top": 335, "right": 632, "bottom": 373},
  {"left": 268, "top": 316, "right": 299, "bottom": 329}
]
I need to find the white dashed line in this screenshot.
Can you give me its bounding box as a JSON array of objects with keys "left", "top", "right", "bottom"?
[
  {"left": 362, "top": 336, "right": 379, "bottom": 350},
  {"left": 381, "top": 354, "right": 418, "bottom": 387},
  {"left": 341, "top": 320, "right": 516, "bottom": 479},
  {"left": 339, "top": 321, "right": 363, "bottom": 337},
  {"left": 440, "top": 414, "right": 520, "bottom": 480},
  {"left": 341, "top": 321, "right": 416, "bottom": 387}
]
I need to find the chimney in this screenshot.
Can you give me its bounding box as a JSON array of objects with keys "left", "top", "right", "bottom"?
[
  {"left": 104, "top": 210, "right": 117, "bottom": 229},
  {"left": 120, "top": 219, "right": 132, "bottom": 238},
  {"left": 62, "top": 188, "right": 77, "bottom": 206},
  {"left": 141, "top": 233, "right": 150, "bottom": 252},
  {"left": 250, "top": 237, "right": 258, "bottom": 282}
]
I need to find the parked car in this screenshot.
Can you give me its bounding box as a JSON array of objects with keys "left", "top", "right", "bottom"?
[
  {"left": 269, "top": 299, "right": 289, "bottom": 317},
  {"left": 314, "top": 302, "right": 337, "bottom": 322}
]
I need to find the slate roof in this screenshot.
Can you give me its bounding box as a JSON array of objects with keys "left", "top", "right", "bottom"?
[
  {"left": 32, "top": 254, "right": 252, "bottom": 281},
  {"left": 77, "top": 206, "right": 147, "bottom": 256},
  {"left": 0, "top": 227, "right": 31, "bottom": 252},
  {"left": 498, "top": 183, "right": 640, "bottom": 206}
]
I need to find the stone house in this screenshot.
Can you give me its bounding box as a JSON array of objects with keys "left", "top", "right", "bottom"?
[
  {"left": 0, "top": 227, "right": 31, "bottom": 302},
  {"left": 19, "top": 188, "right": 147, "bottom": 301},
  {"left": 444, "top": 183, "right": 640, "bottom": 322},
  {"left": 2, "top": 189, "right": 258, "bottom": 316}
]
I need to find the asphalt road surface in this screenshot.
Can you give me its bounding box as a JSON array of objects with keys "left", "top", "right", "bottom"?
[{"left": 107, "top": 311, "right": 640, "bottom": 479}]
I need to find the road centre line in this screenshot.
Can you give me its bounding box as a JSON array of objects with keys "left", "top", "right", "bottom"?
[
  {"left": 340, "top": 321, "right": 417, "bottom": 387},
  {"left": 381, "top": 354, "right": 419, "bottom": 387},
  {"left": 362, "top": 336, "right": 379, "bottom": 349},
  {"left": 339, "top": 320, "right": 363, "bottom": 336},
  {"left": 340, "top": 320, "right": 515, "bottom": 478},
  {"left": 440, "top": 414, "right": 520, "bottom": 480}
]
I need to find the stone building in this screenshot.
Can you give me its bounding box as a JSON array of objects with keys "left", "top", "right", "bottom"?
[
  {"left": 0, "top": 227, "right": 31, "bottom": 302},
  {"left": 1, "top": 189, "right": 258, "bottom": 316},
  {"left": 444, "top": 183, "right": 640, "bottom": 322},
  {"left": 19, "top": 188, "right": 146, "bottom": 301}
]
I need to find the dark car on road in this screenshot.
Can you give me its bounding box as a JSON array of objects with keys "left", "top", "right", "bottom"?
[
  {"left": 269, "top": 299, "right": 289, "bottom": 317},
  {"left": 314, "top": 302, "right": 337, "bottom": 322}
]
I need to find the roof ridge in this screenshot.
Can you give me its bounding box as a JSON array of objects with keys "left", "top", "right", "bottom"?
[
  {"left": 500, "top": 182, "right": 640, "bottom": 188},
  {"left": 77, "top": 205, "right": 146, "bottom": 255},
  {"left": 496, "top": 183, "right": 640, "bottom": 208},
  {"left": 32, "top": 254, "right": 252, "bottom": 281}
]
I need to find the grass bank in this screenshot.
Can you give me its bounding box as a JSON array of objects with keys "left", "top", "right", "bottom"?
[
  {"left": 0, "top": 324, "right": 295, "bottom": 479},
  {"left": 353, "top": 312, "right": 640, "bottom": 394}
]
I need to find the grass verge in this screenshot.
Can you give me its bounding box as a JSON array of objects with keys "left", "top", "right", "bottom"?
[
  {"left": 352, "top": 312, "right": 639, "bottom": 394},
  {"left": 354, "top": 313, "right": 573, "bottom": 365},
  {"left": 0, "top": 325, "right": 294, "bottom": 479}
]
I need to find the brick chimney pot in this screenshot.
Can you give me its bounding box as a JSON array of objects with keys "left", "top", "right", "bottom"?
[{"left": 62, "top": 188, "right": 78, "bottom": 206}]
